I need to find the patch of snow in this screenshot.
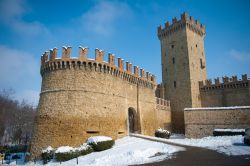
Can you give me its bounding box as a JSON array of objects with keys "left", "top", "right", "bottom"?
[
  {"left": 170, "top": 133, "right": 185, "bottom": 139},
  {"left": 55, "top": 143, "right": 91, "bottom": 153},
  {"left": 42, "top": 146, "right": 53, "bottom": 153},
  {"left": 87, "top": 136, "right": 112, "bottom": 144},
  {"left": 156, "top": 128, "right": 171, "bottom": 134},
  {"left": 25, "top": 137, "right": 184, "bottom": 166},
  {"left": 78, "top": 143, "right": 91, "bottom": 151},
  {"left": 55, "top": 146, "right": 75, "bottom": 153},
  {"left": 214, "top": 129, "right": 245, "bottom": 132},
  {"left": 131, "top": 134, "right": 250, "bottom": 156},
  {"left": 167, "top": 135, "right": 250, "bottom": 156},
  {"left": 184, "top": 106, "right": 250, "bottom": 111}
]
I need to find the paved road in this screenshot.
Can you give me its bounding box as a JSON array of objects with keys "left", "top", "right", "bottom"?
[
  {"left": 138, "top": 146, "right": 250, "bottom": 166},
  {"left": 130, "top": 135, "right": 250, "bottom": 166}
]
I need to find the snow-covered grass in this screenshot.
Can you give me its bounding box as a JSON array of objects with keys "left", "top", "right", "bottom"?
[
  {"left": 167, "top": 135, "right": 250, "bottom": 156},
  {"left": 25, "top": 136, "right": 184, "bottom": 166}
]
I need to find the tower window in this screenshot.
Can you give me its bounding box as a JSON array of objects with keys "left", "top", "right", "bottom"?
[
  {"left": 200, "top": 59, "right": 205, "bottom": 69},
  {"left": 196, "top": 44, "right": 198, "bottom": 48},
  {"left": 171, "top": 45, "right": 174, "bottom": 49},
  {"left": 165, "top": 68, "right": 167, "bottom": 72},
  {"left": 172, "top": 58, "right": 175, "bottom": 64},
  {"left": 174, "top": 81, "right": 177, "bottom": 88}
]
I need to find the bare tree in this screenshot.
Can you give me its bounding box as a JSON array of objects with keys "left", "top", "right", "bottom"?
[{"left": 0, "top": 89, "right": 36, "bottom": 145}]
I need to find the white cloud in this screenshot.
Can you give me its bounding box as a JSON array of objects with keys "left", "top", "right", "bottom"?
[
  {"left": 229, "top": 49, "right": 250, "bottom": 62},
  {"left": 0, "top": 45, "right": 40, "bottom": 105},
  {"left": 80, "top": 1, "right": 133, "bottom": 36},
  {"left": 0, "top": 0, "right": 48, "bottom": 36}
]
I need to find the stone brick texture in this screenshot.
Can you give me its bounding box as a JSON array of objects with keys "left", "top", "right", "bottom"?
[
  {"left": 30, "top": 56, "right": 171, "bottom": 159},
  {"left": 184, "top": 108, "right": 250, "bottom": 138}
]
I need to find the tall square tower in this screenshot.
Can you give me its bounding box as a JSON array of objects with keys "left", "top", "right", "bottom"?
[{"left": 158, "top": 12, "right": 207, "bottom": 133}]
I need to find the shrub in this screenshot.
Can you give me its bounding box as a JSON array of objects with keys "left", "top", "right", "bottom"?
[
  {"left": 41, "top": 146, "right": 54, "bottom": 164},
  {"left": 88, "top": 140, "right": 114, "bottom": 151},
  {"left": 55, "top": 151, "right": 78, "bottom": 162},
  {"left": 155, "top": 128, "right": 171, "bottom": 139},
  {"left": 55, "top": 144, "right": 93, "bottom": 162},
  {"left": 0, "top": 145, "right": 7, "bottom": 153}
]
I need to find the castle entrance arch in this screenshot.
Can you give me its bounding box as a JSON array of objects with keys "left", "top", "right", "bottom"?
[{"left": 128, "top": 107, "right": 137, "bottom": 133}]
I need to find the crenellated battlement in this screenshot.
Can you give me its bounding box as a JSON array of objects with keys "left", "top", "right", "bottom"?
[
  {"left": 40, "top": 46, "right": 156, "bottom": 89},
  {"left": 156, "top": 97, "right": 170, "bottom": 110},
  {"left": 199, "top": 74, "right": 250, "bottom": 91},
  {"left": 157, "top": 12, "right": 205, "bottom": 39}
]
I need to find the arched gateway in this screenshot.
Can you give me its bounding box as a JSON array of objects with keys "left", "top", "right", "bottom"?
[{"left": 128, "top": 107, "right": 138, "bottom": 133}]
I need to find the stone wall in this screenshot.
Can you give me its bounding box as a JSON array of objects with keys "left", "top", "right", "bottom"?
[
  {"left": 184, "top": 107, "right": 250, "bottom": 138},
  {"left": 30, "top": 47, "right": 171, "bottom": 159},
  {"left": 200, "top": 75, "right": 250, "bottom": 107}
]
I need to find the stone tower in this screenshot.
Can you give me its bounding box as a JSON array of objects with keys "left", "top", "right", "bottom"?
[{"left": 157, "top": 12, "right": 207, "bottom": 133}]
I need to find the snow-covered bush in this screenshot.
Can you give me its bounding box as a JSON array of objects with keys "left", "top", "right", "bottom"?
[
  {"left": 155, "top": 128, "right": 171, "bottom": 139},
  {"left": 41, "top": 146, "right": 54, "bottom": 164},
  {"left": 87, "top": 136, "right": 114, "bottom": 151},
  {"left": 55, "top": 144, "right": 93, "bottom": 162}
]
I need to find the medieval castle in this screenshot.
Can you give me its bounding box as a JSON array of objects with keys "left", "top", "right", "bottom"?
[{"left": 30, "top": 12, "right": 250, "bottom": 159}]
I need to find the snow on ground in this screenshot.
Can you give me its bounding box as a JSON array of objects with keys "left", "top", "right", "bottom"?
[
  {"left": 131, "top": 134, "right": 250, "bottom": 156},
  {"left": 167, "top": 135, "right": 250, "bottom": 156},
  {"left": 24, "top": 136, "right": 185, "bottom": 166}
]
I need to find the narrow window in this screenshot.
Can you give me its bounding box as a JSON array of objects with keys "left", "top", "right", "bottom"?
[
  {"left": 196, "top": 44, "right": 198, "bottom": 48},
  {"left": 171, "top": 45, "right": 174, "bottom": 49},
  {"left": 165, "top": 68, "right": 167, "bottom": 72},
  {"left": 174, "top": 81, "right": 177, "bottom": 88},
  {"left": 200, "top": 59, "right": 205, "bottom": 69},
  {"left": 172, "top": 58, "right": 175, "bottom": 64}
]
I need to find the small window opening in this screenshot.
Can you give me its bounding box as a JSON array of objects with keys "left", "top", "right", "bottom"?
[
  {"left": 86, "top": 131, "right": 100, "bottom": 134},
  {"left": 174, "top": 81, "right": 177, "bottom": 88},
  {"left": 165, "top": 68, "right": 167, "bottom": 72},
  {"left": 196, "top": 44, "right": 198, "bottom": 48},
  {"left": 200, "top": 59, "right": 205, "bottom": 69},
  {"left": 171, "top": 45, "right": 174, "bottom": 49},
  {"left": 172, "top": 58, "right": 175, "bottom": 64}
]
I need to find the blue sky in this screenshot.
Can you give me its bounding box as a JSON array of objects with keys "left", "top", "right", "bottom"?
[{"left": 0, "top": 0, "right": 249, "bottom": 105}]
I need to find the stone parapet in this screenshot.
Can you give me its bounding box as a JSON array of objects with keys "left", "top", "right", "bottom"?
[
  {"left": 40, "top": 46, "right": 156, "bottom": 89},
  {"left": 157, "top": 12, "right": 205, "bottom": 39},
  {"left": 199, "top": 74, "right": 249, "bottom": 92},
  {"left": 156, "top": 97, "right": 170, "bottom": 110}
]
